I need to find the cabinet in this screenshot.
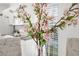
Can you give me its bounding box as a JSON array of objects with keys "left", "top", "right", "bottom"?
[{"left": 0, "top": 37, "right": 21, "bottom": 56}]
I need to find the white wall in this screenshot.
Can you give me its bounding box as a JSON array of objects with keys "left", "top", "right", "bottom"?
[
  {"left": 58, "top": 4, "right": 71, "bottom": 56},
  {"left": 0, "top": 3, "right": 14, "bottom": 35},
  {"left": 58, "top": 4, "right": 79, "bottom": 56},
  {"left": 0, "top": 14, "right": 13, "bottom": 35}
]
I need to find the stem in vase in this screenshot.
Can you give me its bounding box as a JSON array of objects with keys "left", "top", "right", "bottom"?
[
  {"left": 37, "top": 45, "right": 43, "bottom": 56},
  {"left": 38, "top": 48, "right": 41, "bottom": 56}
]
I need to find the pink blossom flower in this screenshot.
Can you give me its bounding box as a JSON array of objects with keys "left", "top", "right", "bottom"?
[
  {"left": 34, "top": 22, "right": 39, "bottom": 32},
  {"left": 43, "top": 33, "right": 49, "bottom": 41},
  {"left": 41, "top": 20, "right": 49, "bottom": 32}
]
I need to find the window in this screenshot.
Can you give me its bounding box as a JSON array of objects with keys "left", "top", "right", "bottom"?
[{"left": 46, "top": 4, "right": 59, "bottom": 56}]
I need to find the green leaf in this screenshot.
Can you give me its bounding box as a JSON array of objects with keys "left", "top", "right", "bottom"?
[
  {"left": 27, "top": 18, "right": 33, "bottom": 27},
  {"left": 28, "top": 31, "right": 33, "bottom": 36},
  {"left": 57, "top": 21, "right": 66, "bottom": 30},
  {"left": 37, "top": 31, "right": 44, "bottom": 38},
  {"left": 59, "top": 26, "right": 64, "bottom": 30},
  {"left": 39, "top": 39, "right": 47, "bottom": 46},
  {"left": 66, "top": 16, "right": 74, "bottom": 21},
  {"left": 34, "top": 7, "right": 40, "bottom": 14},
  {"left": 38, "top": 32, "right": 43, "bottom": 35}
]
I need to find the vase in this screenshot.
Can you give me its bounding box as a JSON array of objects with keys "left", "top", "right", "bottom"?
[{"left": 37, "top": 45, "right": 43, "bottom": 56}]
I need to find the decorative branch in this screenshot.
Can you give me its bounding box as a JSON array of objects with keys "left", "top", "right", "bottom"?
[
  {"left": 53, "top": 3, "right": 79, "bottom": 30},
  {"left": 16, "top": 3, "right": 79, "bottom": 47},
  {"left": 69, "top": 3, "right": 78, "bottom": 10}
]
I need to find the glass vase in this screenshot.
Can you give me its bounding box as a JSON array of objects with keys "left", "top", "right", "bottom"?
[{"left": 37, "top": 45, "right": 43, "bottom": 56}]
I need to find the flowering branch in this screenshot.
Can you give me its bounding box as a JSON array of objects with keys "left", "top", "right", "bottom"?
[
  {"left": 53, "top": 3, "right": 78, "bottom": 29},
  {"left": 16, "top": 3, "right": 79, "bottom": 47}
]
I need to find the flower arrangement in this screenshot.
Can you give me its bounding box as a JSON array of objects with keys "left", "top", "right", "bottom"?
[{"left": 16, "top": 3, "right": 79, "bottom": 56}]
